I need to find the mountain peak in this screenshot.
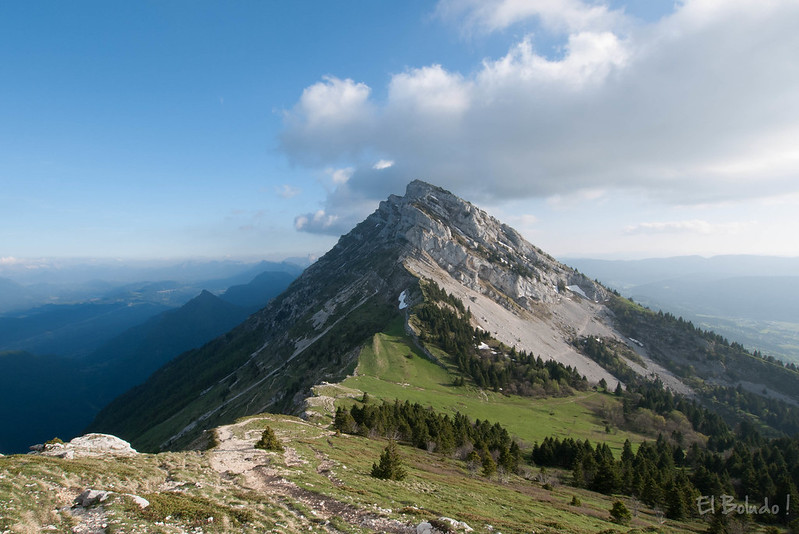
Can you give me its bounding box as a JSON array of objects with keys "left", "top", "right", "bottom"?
[
  {"left": 370, "top": 180, "right": 603, "bottom": 307},
  {"left": 403, "top": 179, "right": 449, "bottom": 199},
  {"left": 91, "top": 180, "right": 613, "bottom": 450}
]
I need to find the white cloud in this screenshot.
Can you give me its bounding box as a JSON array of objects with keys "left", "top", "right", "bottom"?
[
  {"left": 478, "top": 32, "right": 629, "bottom": 89},
  {"left": 294, "top": 209, "right": 340, "bottom": 232},
  {"left": 624, "top": 219, "right": 754, "bottom": 235},
  {"left": 280, "top": 76, "right": 375, "bottom": 164},
  {"left": 276, "top": 184, "right": 301, "bottom": 198},
  {"left": 327, "top": 167, "right": 354, "bottom": 184},
  {"left": 373, "top": 159, "right": 394, "bottom": 170},
  {"left": 280, "top": 0, "right": 799, "bottom": 237},
  {"left": 389, "top": 65, "right": 471, "bottom": 115},
  {"left": 435, "top": 0, "right": 624, "bottom": 35},
  {"left": 294, "top": 75, "right": 371, "bottom": 127}
]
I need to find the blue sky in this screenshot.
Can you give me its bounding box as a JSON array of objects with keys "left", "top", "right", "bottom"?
[{"left": 2, "top": 1, "right": 798, "bottom": 263}]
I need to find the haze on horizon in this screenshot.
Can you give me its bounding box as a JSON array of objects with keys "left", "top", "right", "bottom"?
[{"left": 2, "top": 1, "right": 798, "bottom": 263}]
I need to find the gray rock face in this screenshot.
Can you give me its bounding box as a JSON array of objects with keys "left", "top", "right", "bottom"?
[{"left": 371, "top": 180, "right": 606, "bottom": 310}]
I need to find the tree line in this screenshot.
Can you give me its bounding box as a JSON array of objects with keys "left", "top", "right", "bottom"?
[{"left": 334, "top": 399, "right": 522, "bottom": 475}]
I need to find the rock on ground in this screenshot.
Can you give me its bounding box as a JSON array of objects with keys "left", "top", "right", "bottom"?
[{"left": 30, "top": 433, "right": 137, "bottom": 458}]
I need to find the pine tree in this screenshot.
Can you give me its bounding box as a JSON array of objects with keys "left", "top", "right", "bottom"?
[
  {"left": 371, "top": 440, "right": 407, "bottom": 481},
  {"left": 466, "top": 450, "right": 481, "bottom": 475},
  {"left": 591, "top": 457, "right": 621, "bottom": 495},
  {"left": 665, "top": 479, "right": 687, "bottom": 520},
  {"left": 572, "top": 459, "right": 586, "bottom": 487},
  {"left": 333, "top": 406, "right": 357, "bottom": 433},
  {"left": 254, "top": 426, "right": 284, "bottom": 452},
  {"left": 621, "top": 439, "right": 635, "bottom": 464},
  {"left": 609, "top": 500, "right": 631, "bottom": 525},
  {"left": 481, "top": 447, "right": 497, "bottom": 478}
]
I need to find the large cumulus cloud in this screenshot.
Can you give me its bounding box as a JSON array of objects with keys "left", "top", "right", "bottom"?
[{"left": 282, "top": 0, "right": 799, "bottom": 235}]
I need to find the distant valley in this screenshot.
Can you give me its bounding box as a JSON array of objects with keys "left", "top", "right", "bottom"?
[{"left": 0, "top": 260, "right": 303, "bottom": 454}]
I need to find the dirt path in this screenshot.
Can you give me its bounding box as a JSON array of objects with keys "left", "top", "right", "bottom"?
[{"left": 207, "top": 418, "right": 414, "bottom": 533}]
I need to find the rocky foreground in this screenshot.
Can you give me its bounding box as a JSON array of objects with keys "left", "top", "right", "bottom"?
[{"left": 1, "top": 412, "right": 487, "bottom": 534}]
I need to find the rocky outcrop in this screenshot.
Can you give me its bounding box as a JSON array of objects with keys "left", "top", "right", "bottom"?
[
  {"left": 372, "top": 180, "right": 607, "bottom": 309},
  {"left": 30, "top": 433, "right": 137, "bottom": 459}
]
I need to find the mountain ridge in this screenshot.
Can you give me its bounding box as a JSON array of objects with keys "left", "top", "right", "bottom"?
[
  {"left": 88, "top": 180, "right": 799, "bottom": 453},
  {"left": 87, "top": 181, "right": 640, "bottom": 450}
]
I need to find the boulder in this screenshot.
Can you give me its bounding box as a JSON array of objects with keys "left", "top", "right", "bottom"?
[
  {"left": 123, "top": 494, "right": 150, "bottom": 509},
  {"left": 32, "top": 433, "right": 137, "bottom": 458},
  {"left": 74, "top": 489, "right": 110, "bottom": 507},
  {"left": 438, "top": 517, "right": 473, "bottom": 532}
]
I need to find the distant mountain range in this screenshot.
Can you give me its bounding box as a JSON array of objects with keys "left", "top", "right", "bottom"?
[
  {"left": 0, "top": 263, "right": 300, "bottom": 454},
  {"left": 565, "top": 256, "right": 799, "bottom": 363},
  {"left": 0, "top": 258, "right": 308, "bottom": 314}
]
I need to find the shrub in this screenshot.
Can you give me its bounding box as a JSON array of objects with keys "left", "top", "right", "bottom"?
[{"left": 254, "top": 426, "right": 284, "bottom": 452}]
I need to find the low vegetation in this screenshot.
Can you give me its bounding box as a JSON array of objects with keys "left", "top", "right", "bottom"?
[{"left": 254, "top": 426, "right": 284, "bottom": 451}]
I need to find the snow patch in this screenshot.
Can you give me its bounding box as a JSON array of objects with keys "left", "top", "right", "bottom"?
[
  {"left": 566, "top": 285, "right": 589, "bottom": 299},
  {"left": 398, "top": 290, "right": 408, "bottom": 310}
]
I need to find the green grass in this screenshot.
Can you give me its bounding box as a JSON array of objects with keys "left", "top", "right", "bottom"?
[
  {"left": 340, "top": 317, "right": 644, "bottom": 454},
  {"left": 222, "top": 413, "right": 705, "bottom": 534},
  {"left": 1, "top": 409, "right": 711, "bottom": 534}
]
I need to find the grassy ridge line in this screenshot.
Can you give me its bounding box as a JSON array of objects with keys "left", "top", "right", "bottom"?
[
  {"left": 340, "top": 317, "right": 645, "bottom": 454},
  {"left": 0, "top": 410, "right": 705, "bottom": 533},
  {"left": 239, "top": 414, "right": 702, "bottom": 534}
]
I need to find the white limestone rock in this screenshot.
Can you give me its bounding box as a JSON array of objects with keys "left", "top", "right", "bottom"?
[{"left": 32, "top": 433, "right": 137, "bottom": 458}]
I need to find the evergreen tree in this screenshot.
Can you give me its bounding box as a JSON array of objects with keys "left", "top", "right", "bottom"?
[
  {"left": 254, "top": 426, "right": 284, "bottom": 452},
  {"left": 333, "top": 406, "right": 357, "bottom": 433},
  {"left": 621, "top": 439, "right": 635, "bottom": 464},
  {"left": 465, "top": 450, "right": 481, "bottom": 475},
  {"left": 592, "top": 457, "right": 622, "bottom": 495},
  {"left": 371, "top": 440, "right": 407, "bottom": 481},
  {"left": 665, "top": 479, "right": 687, "bottom": 520},
  {"left": 572, "top": 459, "right": 585, "bottom": 487},
  {"left": 609, "top": 500, "right": 631, "bottom": 525},
  {"left": 481, "top": 447, "right": 497, "bottom": 478}
]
